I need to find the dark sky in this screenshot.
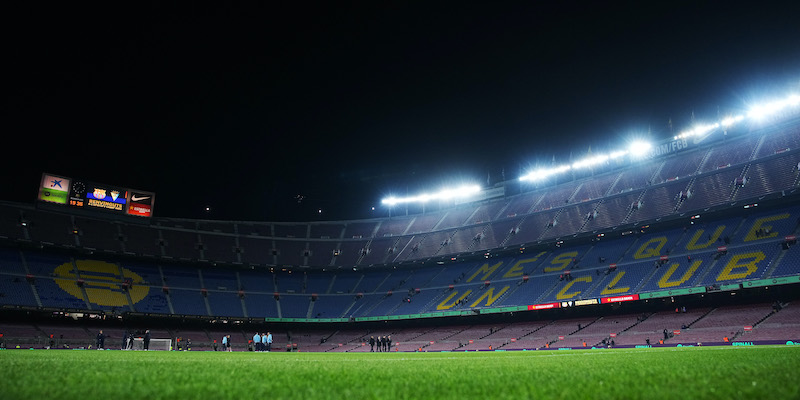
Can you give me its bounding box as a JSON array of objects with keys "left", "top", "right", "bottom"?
[{"left": 3, "top": 2, "right": 800, "bottom": 222}]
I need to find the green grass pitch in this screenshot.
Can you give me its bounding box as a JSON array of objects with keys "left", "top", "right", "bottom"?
[{"left": 1, "top": 346, "right": 798, "bottom": 399}]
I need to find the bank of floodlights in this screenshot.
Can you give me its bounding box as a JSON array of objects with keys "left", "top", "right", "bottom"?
[
  {"left": 379, "top": 93, "right": 799, "bottom": 205},
  {"left": 520, "top": 92, "right": 800, "bottom": 184},
  {"left": 748, "top": 94, "right": 800, "bottom": 120},
  {"left": 381, "top": 184, "right": 482, "bottom": 206}
]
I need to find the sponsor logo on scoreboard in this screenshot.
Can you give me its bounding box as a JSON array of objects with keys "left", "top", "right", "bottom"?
[
  {"left": 38, "top": 174, "right": 71, "bottom": 204},
  {"left": 126, "top": 191, "right": 155, "bottom": 217}
]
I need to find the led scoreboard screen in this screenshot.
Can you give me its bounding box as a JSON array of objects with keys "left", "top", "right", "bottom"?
[{"left": 38, "top": 173, "right": 155, "bottom": 217}]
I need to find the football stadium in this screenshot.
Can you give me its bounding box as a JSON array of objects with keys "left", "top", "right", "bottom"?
[
  {"left": 3, "top": 3, "right": 800, "bottom": 400},
  {"left": 3, "top": 95, "right": 800, "bottom": 398}
]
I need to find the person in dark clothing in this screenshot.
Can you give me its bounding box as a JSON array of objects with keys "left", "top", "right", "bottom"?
[
  {"left": 369, "top": 336, "right": 375, "bottom": 352},
  {"left": 387, "top": 336, "right": 392, "bottom": 351},
  {"left": 383, "top": 336, "right": 389, "bottom": 352},
  {"left": 96, "top": 330, "right": 106, "bottom": 349},
  {"left": 122, "top": 330, "right": 129, "bottom": 350},
  {"left": 143, "top": 330, "right": 151, "bottom": 351},
  {"left": 379, "top": 336, "right": 385, "bottom": 352}
]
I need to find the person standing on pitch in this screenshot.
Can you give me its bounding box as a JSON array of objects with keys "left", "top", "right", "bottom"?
[
  {"left": 260, "top": 333, "right": 267, "bottom": 352},
  {"left": 387, "top": 335, "right": 392, "bottom": 351},
  {"left": 369, "top": 336, "right": 375, "bottom": 352},
  {"left": 96, "top": 330, "right": 106, "bottom": 349},
  {"left": 253, "top": 332, "right": 261, "bottom": 352},
  {"left": 266, "top": 332, "right": 272, "bottom": 352},
  {"left": 222, "top": 335, "right": 228, "bottom": 351},
  {"left": 143, "top": 330, "right": 151, "bottom": 351},
  {"left": 226, "top": 334, "right": 232, "bottom": 352}
]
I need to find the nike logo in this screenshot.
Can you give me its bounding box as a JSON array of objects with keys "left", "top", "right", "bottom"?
[{"left": 131, "top": 195, "right": 151, "bottom": 202}]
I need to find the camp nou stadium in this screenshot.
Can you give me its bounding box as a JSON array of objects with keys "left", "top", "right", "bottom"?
[{"left": 1, "top": 90, "right": 800, "bottom": 400}]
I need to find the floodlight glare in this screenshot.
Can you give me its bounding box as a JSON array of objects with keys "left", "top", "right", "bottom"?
[
  {"left": 381, "top": 184, "right": 481, "bottom": 206},
  {"left": 608, "top": 150, "right": 629, "bottom": 159},
  {"left": 721, "top": 115, "right": 744, "bottom": 127},
  {"left": 628, "top": 141, "right": 652, "bottom": 157},
  {"left": 520, "top": 165, "right": 571, "bottom": 182},
  {"left": 748, "top": 94, "right": 800, "bottom": 120},
  {"left": 572, "top": 154, "right": 610, "bottom": 169}
]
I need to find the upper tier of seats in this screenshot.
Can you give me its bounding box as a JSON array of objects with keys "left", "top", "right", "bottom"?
[{"left": 2, "top": 204, "right": 798, "bottom": 318}]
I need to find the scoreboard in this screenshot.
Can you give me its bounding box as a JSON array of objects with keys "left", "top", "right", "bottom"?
[{"left": 38, "top": 173, "right": 155, "bottom": 218}]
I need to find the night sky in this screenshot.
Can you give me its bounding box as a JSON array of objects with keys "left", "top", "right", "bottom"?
[{"left": 3, "top": 2, "right": 800, "bottom": 222}]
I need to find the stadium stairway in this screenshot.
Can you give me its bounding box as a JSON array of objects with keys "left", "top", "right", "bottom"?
[
  {"left": 731, "top": 308, "right": 776, "bottom": 341},
  {"left": 496, "top": 320, "right": 554, "bottom": 349},
  {"left": 687, "top": 308, "right": 716, "bottom": 329},
  {"left": 660, "top": 308, "right": 717, "bottom": 343}
]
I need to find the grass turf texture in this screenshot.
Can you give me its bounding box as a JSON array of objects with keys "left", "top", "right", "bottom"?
[{"left": 1, "top": 346, "right": 798, "bottom": 399}]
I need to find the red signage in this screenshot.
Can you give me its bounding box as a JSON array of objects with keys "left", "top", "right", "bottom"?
[
  {"left": 511, "top": 338, "right": 516, "bottom": 342},
  {"left": 558, "top": 336, "right": 565, "bottom": 340},
  {"left": 610, "top": 333, "right": 617, "bottom": 337},
  {"left": 528, "top": 302, "right": 561, "bottom": 310},
  {"left": 600, "top": 294, "right": 640, "bottom": 304},
  {"left": 743, "top": 326, "right": 753, "bottom": 331},
  {"left": 673, "top": 330, "right": 681, "bottom": 335}
]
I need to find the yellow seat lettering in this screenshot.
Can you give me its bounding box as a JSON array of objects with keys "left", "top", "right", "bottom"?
[
  {"left": 658, "top": 260, "right": 702, "bottom": 288},
  {"left": 469, "top": 286, "right": 510, "bottom": 308},
  {"left": 555, "top": 276, "right": 592, "bottom": 299},
  {"left": 716, "top": 252, "right": 765, "bottom": 281},
  {"left": 743, "top": 214, "right": 790, "bottom": 242},
  {"left": 503, "top": 252, "right": 547, "bottom": 278},
  {"left": 436, "top": 290, "right": 472, "bottom": 310},
  {"left": 600, "top": 271, "right": 630, "bottom": 295},
  {"left": 467, "top": 262, "right": 503, "bottom": 283},
  {"left": 686, "top": 226, "right": 726, "bottom": 250},
  {"left": 634, "top": 237, "right": 668, "bottom": 259},
  {"left": 544, "top": 251, "right": 578, "bottom": 273}
]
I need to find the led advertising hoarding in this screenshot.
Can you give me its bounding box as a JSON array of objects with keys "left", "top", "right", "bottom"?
[{"left": 37, "top": 173, "right": 154, "bottom": 218}]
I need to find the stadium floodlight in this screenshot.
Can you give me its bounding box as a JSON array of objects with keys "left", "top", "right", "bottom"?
[
  {"left": 748, "top": 94, "right": 800, "bottom": 120},
  {"left": 381, "top": 184, "right": 481, "bottom": 206},
  {"left": 608, "top": 150, "right": 629, "bottom": 159},
  {"left": 571, "top": 154, "right": 610, "bottom": 169},
  {"left": 519, "top": 164, "right": 571, "bottom": 182},
  {"left": 674, "top": 122, "right": 720, "bottom": 140},
  {"left": 721, "top": 115, "right": 745, "bottom": 127},
  {"left": 628, "top": 140, "right": 652, "bottom": 157}
]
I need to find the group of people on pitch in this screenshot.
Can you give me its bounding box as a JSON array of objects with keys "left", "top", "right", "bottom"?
[
  {"left": 368, "top": 335, "right": 392, "bottom": 352},
  {"left": 252, "top": 332, "right": 273, "bottom": 352},
  {"left": 95, "top": 329, "right": 151, "bottom": 350}
]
